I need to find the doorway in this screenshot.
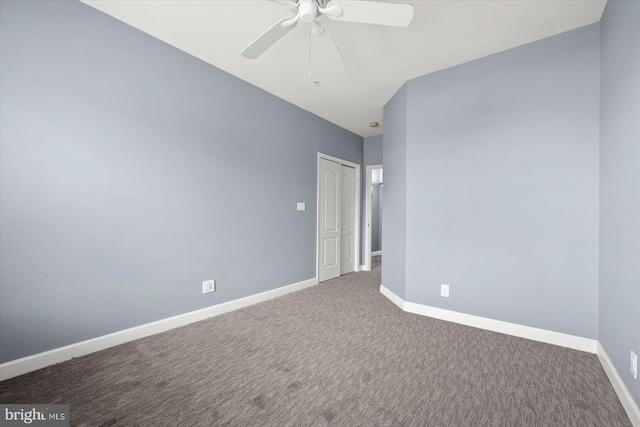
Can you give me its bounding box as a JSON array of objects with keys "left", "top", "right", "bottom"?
[
  {"left": 317, "top": 153, "right": 361, "bottom": 282},
  {"left": 363, "top": 164, "right": 383, "bottom": 271}
]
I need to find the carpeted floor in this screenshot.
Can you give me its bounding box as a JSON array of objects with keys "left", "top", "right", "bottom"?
[{"left": 0, "top": 256, "right": 631, "bottom": 426}]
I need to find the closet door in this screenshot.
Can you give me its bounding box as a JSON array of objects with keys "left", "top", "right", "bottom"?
[
  {"left": 318, "top": 158, "right": 341, "bottom": 282},
  {"left": 340, "top": 165, "right": 356, "bottom": 274}
]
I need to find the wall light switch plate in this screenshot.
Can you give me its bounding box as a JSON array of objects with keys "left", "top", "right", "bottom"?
[
  {"left": 440, "top": 284, "right": 449, "bottom": 298},
  {"left": 297, "top": 202, "right": 306, "bottom": 211},
  {"left": 202, "top": 279, "right": 215, "bottom": 294},
  {"left": 631, "top": 350, "right": 637, "bottom": 379}
]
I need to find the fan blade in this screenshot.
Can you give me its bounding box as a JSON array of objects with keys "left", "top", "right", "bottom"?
[
  {"left": 241, "top": 17, "right": 298, "bottom": 59},
  {"left": 325, "top": 0, "right": 413, "bottom": 27}
]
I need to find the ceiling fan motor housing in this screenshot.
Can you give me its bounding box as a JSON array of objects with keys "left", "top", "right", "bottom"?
[{"left": 299, "top": 0, "right": 319, "bottom": 23}]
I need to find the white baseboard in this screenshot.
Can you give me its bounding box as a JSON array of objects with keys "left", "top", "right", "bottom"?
[
  {"left": 0, "top": 277, "right": 318, "bottom": 382},
  {"left": 372, "top": 251, "right": 382, "bottom": 256},
  {"left": 380, "top": 285, "right": 404, "bottom": 310},
  {"left": 597, "top": 342, "right": 640, "bottom": 426},
  {"left": 379, "top": 285, "right": 598, "bottom": 353}
]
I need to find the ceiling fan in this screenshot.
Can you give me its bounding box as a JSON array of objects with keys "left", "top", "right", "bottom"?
[{"left": 241, "top": 0, "right": 414, "bottom": 60}]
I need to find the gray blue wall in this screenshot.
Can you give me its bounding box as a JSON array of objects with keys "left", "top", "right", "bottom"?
[
  {"left": 381, "top": 86, "right": 408, "bottom": 299},
  {"left": 385, "top": 24, "right": 601, "bottom": 338},
  {"left": 363, "top": 135, "right": 383, "bottom": 166},
  {"left": 0, "top": 0, "right": 362, "bottom": 363},
  {"left": 599, "top": 0, "right": 640, "bottom": 404}
]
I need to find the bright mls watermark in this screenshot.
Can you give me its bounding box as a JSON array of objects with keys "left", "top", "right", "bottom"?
[{"left": 1, "top": 405, "right": 69, "bottom": 426}]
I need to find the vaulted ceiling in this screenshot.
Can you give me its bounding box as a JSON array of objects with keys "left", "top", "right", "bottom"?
[{"left": 81, "top": 0, "right": 606, "bottom": 137}]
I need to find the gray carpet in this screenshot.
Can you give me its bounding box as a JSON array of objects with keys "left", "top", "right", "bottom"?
[{"left": 0, "top": 257, "right": 631, "bottom": 426}]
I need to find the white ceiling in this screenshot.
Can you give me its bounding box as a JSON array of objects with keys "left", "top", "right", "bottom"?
[{"left": 81, "top": 0, "right": 606, "bottom": 137}]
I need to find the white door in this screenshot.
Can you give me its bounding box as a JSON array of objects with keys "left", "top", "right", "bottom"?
[
  {"left": 340, "top": 165, "right": 356, "bottom": 274},
  {"left": 319, "top": 158, "right": 341, "bottom": 282}
]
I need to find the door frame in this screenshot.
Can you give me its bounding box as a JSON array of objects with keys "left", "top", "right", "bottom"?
[
  {"left": 316, "top": 153, "right": 361, "bottom": 280},
  {"left": 363, "top": 164, "right": 383, "bottom": 272}
]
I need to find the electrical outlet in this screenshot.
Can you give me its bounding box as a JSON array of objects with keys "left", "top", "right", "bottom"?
[
  {"left": 631, "top": 350, "right": 637, "bottom": 379},
  {"left": 440, "top": 284, "right": 449, "bottom": 298},
  {"left": 202, "top": 279, "right": 215, "bottom": 294}
]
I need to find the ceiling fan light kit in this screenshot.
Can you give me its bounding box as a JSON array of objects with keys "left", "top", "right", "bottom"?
[{"left": 240, "top": 0, "right": 414, "bottom": 60}]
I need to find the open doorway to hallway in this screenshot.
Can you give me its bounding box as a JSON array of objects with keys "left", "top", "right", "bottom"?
[{"left": 364, "top": 164, "right": 383, "bottom": 271}]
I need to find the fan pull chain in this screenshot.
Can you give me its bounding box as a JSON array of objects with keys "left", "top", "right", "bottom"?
[
  {"left": 308, "top": 24, "right": 312, "bottom": 75},
  {"left": 326, "top": 24, "right": 346, "bottom": 68}
]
